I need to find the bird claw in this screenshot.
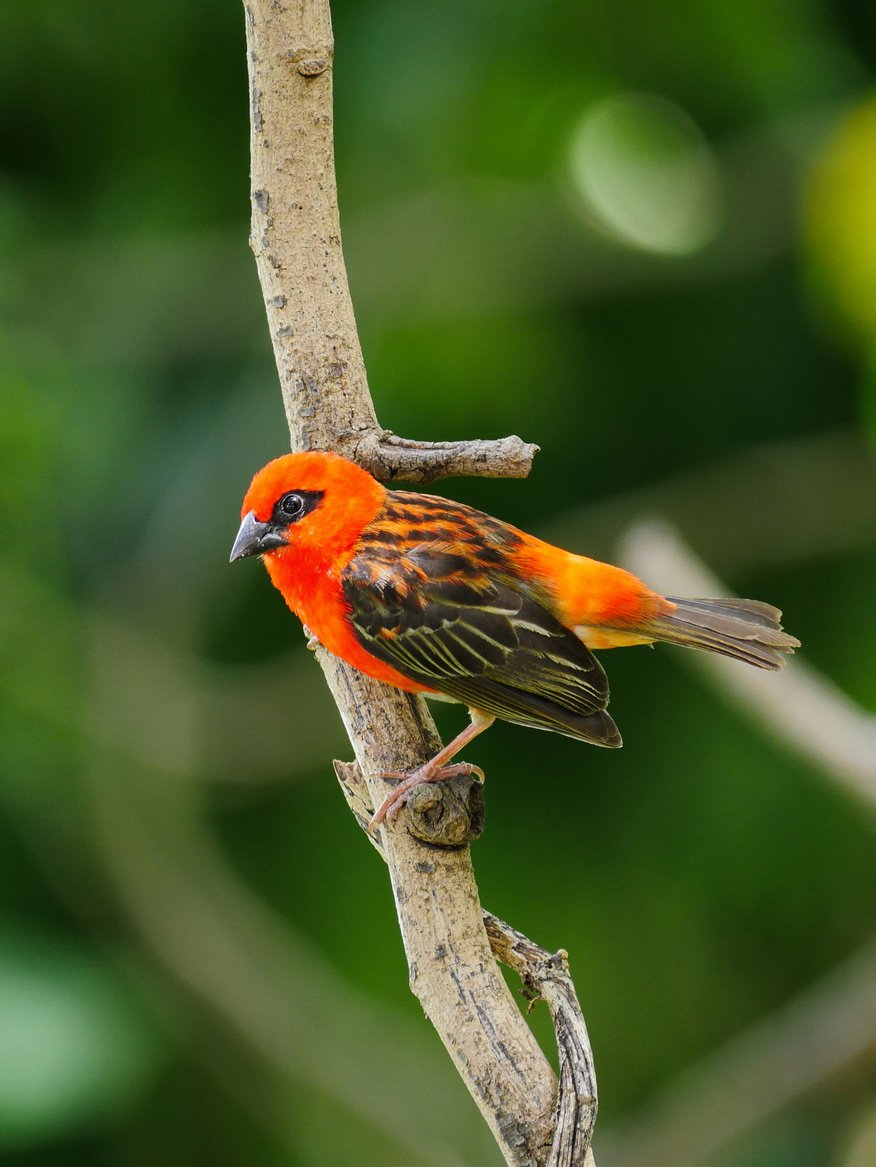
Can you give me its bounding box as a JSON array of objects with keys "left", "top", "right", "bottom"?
[{"left": 367, "top": 762, "right": 484, "bottom": 834}]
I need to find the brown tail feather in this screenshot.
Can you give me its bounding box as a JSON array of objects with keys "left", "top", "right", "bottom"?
[{"left": 645, "top": 597, "right": 799, "bottom": 671}]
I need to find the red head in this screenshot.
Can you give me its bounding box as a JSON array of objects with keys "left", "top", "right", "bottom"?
[{"left": 230, "top": 451, "right": 386, "bottom": 571}]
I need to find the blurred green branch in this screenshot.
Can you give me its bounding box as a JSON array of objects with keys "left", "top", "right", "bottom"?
[
  {"left": 602, "top": 935, "right": 876, "bottom": 1167},
  {"left": 600, "top": 521, "right": 876, "bottom": 1166},
  {"left": 621, "top": 522, "right": 876, "bottom": 813}
]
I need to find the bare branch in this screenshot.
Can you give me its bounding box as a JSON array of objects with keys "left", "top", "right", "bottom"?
[
  {"left": 350, "top": 429, "right": 540, "bottom": 484},
  {"left": 484, "top": 916, "right": 598, "bottom": 1167},
  {"left": 243, "top": 2, "right": 577, "bottom": 1163},
  {"left": 79, "top": 720, "right": 489, "bottom": 1162},
  {"left": 337, "top": 762, "right": 599, "bottom": 1167},
  {"left": 244, "top": 0, "right": 536, "bottom": 482}
]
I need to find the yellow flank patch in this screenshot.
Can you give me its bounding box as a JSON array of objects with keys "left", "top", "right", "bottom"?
[{"left": 574, "top": 626, "right": 656, "bottom": 650}]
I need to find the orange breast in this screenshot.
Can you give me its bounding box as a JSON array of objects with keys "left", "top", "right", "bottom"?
[{"left": 264, "top": 546, "right": 433, "bottom": 694}]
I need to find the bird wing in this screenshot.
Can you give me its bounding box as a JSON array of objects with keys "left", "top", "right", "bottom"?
[{"left": 341, "top": 543, "right": 621, "bottom": 746}]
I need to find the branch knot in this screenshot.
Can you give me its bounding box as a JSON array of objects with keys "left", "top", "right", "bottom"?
[{"left": 287, "top": 42, "right": 334, "bottom": 75}]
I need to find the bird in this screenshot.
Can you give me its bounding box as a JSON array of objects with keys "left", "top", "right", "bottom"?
[{"left": 230, "top": 451, "right": 799, "bottom": 829}]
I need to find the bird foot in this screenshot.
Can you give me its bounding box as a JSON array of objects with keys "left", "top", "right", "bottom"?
[{"left": 367, "top": 762, "right": 485, "bottom": 834}]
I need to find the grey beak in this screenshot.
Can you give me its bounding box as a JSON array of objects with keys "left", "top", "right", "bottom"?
[{"left": 229, "top": 510, "right": 287, "bottom": 563}]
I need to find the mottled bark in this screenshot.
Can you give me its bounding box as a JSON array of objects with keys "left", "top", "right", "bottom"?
[{"left": 242, "top": 2, "right": 595, "bottom": 1162}]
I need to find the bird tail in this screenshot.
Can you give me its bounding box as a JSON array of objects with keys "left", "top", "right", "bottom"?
[{"left": 643, "top": 597, "right": 799, "bottom": 671}]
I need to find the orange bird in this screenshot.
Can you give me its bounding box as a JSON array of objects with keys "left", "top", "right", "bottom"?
[{"left": 231, "top": 452, "right": 798, "bottom": 827}]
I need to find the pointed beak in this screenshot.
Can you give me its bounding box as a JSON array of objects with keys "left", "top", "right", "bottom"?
[{"left": 229, "top": 510, "right": 288, "bottom": 563}]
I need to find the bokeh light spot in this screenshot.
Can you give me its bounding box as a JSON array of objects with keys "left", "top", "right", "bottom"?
[
  {"left": 804, "top": 96, "right": 876, "bottom": 347},
  {"left": 568, "top": 93, "right": 721, "bottom": 255}
]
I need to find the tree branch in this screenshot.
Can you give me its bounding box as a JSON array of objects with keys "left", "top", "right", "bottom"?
[
  {"left": 243, "top": 2, "right": 589, "bottom": 1164},
  {"left": 243, "top": 0, "right": 536, "bottom": 482},
  {"left": 484, "top": 916, "right": 598, "bottom": 1167},
  {"left": 336, "top": 762, "right": 598, "bottom": 1167}
]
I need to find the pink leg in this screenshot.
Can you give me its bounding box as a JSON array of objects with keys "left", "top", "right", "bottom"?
[{"left": 368, "top": 709, "right": 495, "bottom": 832}]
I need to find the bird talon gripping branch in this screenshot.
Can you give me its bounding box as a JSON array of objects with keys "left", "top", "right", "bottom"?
[
  {"left": 367, "top": 759, "right": 487, "bottom": 834},
  {"left": 231, "top": 451, "right": 799, "bottom": 822}
]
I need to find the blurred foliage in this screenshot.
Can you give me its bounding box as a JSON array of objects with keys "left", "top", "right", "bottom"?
[
  {"left": 2, "top": 2, "right": 876, "bottom": 1166},
  {"left": 804, "top": 97, "right": 876, "bottom": 347}
]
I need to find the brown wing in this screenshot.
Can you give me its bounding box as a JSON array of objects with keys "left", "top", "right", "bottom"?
[{"left": 342, "top": 503, "right": 621, "bottom": 747}]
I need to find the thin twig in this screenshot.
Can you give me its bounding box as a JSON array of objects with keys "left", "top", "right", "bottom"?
[
  {"left": 351, "top": 429, "right": 539, "bottom": 483},
  {"left": 484, "top": 916, "right": 598, "bottom": 1167}
]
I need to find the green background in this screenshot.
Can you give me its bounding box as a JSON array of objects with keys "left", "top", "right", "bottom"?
[{"left": 2, "top": 2, "right": 876, "bottom": 1165}]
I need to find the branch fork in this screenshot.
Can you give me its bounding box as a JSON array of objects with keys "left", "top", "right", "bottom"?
[
  {"left": 243, "top": 1, "right": 595, "bottom": 1162},
  {"left": 336, "top": 762, "right": 598, "bottom": 1166},
  {"left": 345, "top": 428, "right": 540, "bottom": 484}
]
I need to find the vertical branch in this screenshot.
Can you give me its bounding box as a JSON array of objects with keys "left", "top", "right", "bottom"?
[
  {"left": 242, "top": 2, "right": 590, "bottom": 1163},
  {"left": 245, "top": 0, "right": 378, "bottom": 450},
  {"left": 245, "top": 0, "right": 537, "bottom": 480}
]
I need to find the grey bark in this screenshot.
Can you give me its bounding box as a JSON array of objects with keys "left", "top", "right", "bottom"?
[{"left": 243, "top": 2, "right": 596, "bottom": 1162}]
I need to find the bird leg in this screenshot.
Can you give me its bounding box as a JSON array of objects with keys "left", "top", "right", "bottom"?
[{"left": 368, "top": 709, "right": 495, "bottom": 833}]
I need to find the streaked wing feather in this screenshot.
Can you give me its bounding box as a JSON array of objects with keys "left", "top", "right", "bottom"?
[{"left": 342, "top": 540, "right": 618, "bottom": 745}]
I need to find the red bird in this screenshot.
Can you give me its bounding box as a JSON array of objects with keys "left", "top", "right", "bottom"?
[{"left": 231, "top": 452, "right": 798, "bottom": 827}]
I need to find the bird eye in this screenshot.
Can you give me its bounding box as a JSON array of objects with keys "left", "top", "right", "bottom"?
[
  {"left": 270, "top": 487, "right": 324, "bottom": 526},
  {"left": 277, "top": 492, "right": 305, "bottom": 520}
]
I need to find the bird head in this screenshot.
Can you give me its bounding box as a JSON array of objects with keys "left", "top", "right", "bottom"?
[{"left": 230, "top": 451, "right": 386, "bottom": 569}]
